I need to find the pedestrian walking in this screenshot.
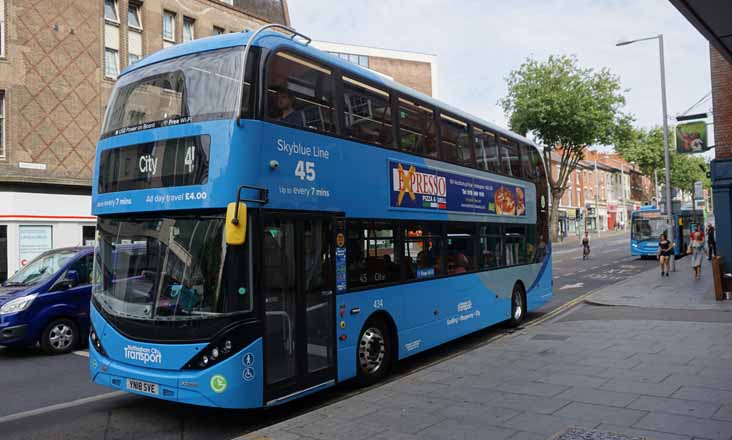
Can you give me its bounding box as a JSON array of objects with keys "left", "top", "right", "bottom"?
[
  {"left": 582, "top": 231, "right": 590, "bottom": 260},
  {"left": 688, "top": 230, "right": 706, "bottom": 280},
  {"left": 657, "top": 232, "right": 673, "bottom": 276},
  {"left": 707, "top": 223, "right": 717, "bottom": 259}
]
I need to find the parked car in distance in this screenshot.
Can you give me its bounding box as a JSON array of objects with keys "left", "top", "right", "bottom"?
[{"left": 0, "top": 247, "right": 94, "bottom": 354}]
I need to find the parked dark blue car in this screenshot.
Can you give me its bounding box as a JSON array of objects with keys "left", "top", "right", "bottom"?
[{"left": 0, "top": 247, "right": 94, "bottom": 354}]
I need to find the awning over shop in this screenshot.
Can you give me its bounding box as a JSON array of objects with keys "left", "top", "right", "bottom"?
[{"left": 670, "top": 0, "right": 732, "bottom": 63}]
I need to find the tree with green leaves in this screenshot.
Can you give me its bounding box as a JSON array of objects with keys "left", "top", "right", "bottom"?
[
  {"left": 500, "top": 55, "right": 631, "bottom": 241},
  {"left": 615, "top": 125, "right": 710, "bottom": 196}
]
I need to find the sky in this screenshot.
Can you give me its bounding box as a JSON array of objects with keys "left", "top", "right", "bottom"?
[{"left": 287, "top": 0, "right": 712, "bottom": 145}]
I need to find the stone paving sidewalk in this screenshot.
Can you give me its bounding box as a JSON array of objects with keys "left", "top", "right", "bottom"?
[
  {"left": 587, "top": 258, "right": 732, "bottom": 311},
  {"left": 241, "top": 315, "right": 732, "bottom": 440}
]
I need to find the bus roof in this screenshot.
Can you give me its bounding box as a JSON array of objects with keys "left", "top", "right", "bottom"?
[{"left": 121, "top": 30, "right": 543, "bottom": 154}]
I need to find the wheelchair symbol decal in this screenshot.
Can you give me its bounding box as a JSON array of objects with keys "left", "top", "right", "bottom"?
[{"left": 242, "top": 367, "right": 255, "bottom": 381}]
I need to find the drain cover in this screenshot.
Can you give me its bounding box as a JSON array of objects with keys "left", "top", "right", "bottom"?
[{"left": 551, "top": 427, "right": 646, "bottom": 440}]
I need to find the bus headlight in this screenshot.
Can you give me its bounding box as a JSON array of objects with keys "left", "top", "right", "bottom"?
[
  {"left": 0, "top": 294, "right": 37, "bottom": 315},
  {"left": 183, "top": 324, "right": 251, "bottom": 370},
  {"left": 89, "top": 324, "right": 107, "bottom": 356}
]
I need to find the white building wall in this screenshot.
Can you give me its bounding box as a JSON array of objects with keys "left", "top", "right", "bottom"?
[{"left": 0, "top": 191, "right": 95, "bottom": 279}]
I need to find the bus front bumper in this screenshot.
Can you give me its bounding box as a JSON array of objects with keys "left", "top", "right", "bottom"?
[{"left": 89, "top": 338, "right": 264, "bottom": 409}]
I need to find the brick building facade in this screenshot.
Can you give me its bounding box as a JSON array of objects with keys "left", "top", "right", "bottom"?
[
  {"left": 711, "top": 47, "right": 732, "bottom": 160},
  {"left": 670, "top": 0, "right": 732, "bottom": 270},
  {"left": 551, "top": 150, "right": 651, "bottom": 237},
  {"left": 311, "top": 40, "right": 437, "bottom": 98},
  {"left": 0, "top": 0, "right": 289, "bottom": 281}
]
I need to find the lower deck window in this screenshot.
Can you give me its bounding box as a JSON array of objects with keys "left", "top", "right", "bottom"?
[
  {"left": 403, "top": 225, "right": 443, "bottom": 280},
  {"left": 345, "top": 219, "right": 545, "bottom": 291},
  {"left": 347, "top": 222, "right": 398, "bottom": 288}
]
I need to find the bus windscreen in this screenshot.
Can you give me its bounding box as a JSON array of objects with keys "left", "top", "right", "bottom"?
[
  {"left": 101, "top": 47, "right": 247, "bottom": 137},
  {"left": 632, "top": 212, "right": 668, "bottom": 241}
]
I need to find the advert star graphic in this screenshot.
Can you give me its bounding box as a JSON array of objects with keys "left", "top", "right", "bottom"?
[{"left": 397, "top": 164, "right": 417, "bottom": 206}]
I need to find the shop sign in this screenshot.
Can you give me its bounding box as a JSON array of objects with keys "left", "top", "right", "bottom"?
[{"left": 676, "top": 121, "right": 710, "bottom": 153}]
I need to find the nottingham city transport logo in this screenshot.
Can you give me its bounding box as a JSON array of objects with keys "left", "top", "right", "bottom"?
[{"left": 123, "top": 345, "right": 162, "bottom": 365}]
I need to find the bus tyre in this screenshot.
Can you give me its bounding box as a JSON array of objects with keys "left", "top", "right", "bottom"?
[
  {"left": 509, "top": 284, "right": 526, "bottom": 327},
  {"left": 356, "top": 317, "right": 392, "bottom": 386},
  {"left": 40, "top": 318, "right": 78, "bottom": 355}
]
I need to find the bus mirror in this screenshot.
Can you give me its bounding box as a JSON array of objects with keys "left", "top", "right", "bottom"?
[{"left": 226, "top": 202, "right": 247, "bottom": 245}]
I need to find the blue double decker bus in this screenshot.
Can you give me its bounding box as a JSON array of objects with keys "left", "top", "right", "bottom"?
[
  {"left": 89, "top": 26, "right": 552, "bottom": 409},
  {"left": 630, "top": 205, "right": 705, "bottom": 257}
]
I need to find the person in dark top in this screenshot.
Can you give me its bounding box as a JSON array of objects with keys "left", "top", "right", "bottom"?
[
  {"left": 658, "top": 232, "right": 673, "bottom": 277},
  {"left": 707, "top": 223, "right": 716, "bottom": 260},
  {"left": 275, "top": 87, "right": 304, "bottom": 127},
  {"left": 581, "top": 231, "right": 590, "bottom": 260}
]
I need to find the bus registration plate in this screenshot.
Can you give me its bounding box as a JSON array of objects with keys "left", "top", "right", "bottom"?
[{"left": 126, "top": 378, "right": 159, "bottom": 395}]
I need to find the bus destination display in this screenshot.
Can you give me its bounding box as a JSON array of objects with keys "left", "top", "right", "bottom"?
[{"left": 98, "top": 135, "right": 210, "bottom": 193}]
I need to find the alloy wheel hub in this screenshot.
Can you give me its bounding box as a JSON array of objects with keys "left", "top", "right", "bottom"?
[
  {"left": 358, "top": 327, "right": 385, "bottom": 374},
  {"left": 49, "top": 324, "right": 73, "bottom": 350}
]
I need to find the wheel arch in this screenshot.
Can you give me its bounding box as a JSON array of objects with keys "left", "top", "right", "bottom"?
[{"left": 514, "top": 279, "right": 527, "bottom": 300}]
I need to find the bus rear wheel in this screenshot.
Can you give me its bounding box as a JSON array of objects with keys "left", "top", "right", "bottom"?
[
  {"left": 509, "top": 284, "right": 526, "bottom": 327},
  {"left": 356, "top": 317, "right": 392, "bottom": 386}
]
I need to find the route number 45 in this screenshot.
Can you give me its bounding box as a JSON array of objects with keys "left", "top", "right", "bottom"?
[{"left": 295, "top": 160, "right": 316, "bottom": 181}]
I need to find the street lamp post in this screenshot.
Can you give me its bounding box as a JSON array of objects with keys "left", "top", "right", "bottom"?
[
  {"left": 617, "top": 34, "right": 675, "bottom": 271},
  {"left": 620, "top": 162, "right": 629, "bottom": 231},
  {"left": 595, "top": 159, "right": 600, "bottom": 236}
]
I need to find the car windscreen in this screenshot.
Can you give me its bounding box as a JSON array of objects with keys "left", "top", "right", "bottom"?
[{"left": 3, "top": 250, "right": 78, "bottom": 287}]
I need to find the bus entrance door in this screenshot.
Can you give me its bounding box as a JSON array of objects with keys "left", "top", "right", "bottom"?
[{"left": 261, "top": 214, "right": 336, "bottom": 404}]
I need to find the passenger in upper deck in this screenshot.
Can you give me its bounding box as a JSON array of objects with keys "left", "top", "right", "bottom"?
[{"left": 274, "top": 86, "right": 304, "bottom": 127}]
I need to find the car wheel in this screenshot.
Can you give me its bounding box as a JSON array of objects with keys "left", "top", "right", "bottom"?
[
  {"left": 356, "top": 317, "right": 392, "bottom": 386},
  {"left": 41, "top": 318, "right": 78, "bottom": 355},
  {"left": 509, "top": 284, "right": 526, "bottom": 327}
]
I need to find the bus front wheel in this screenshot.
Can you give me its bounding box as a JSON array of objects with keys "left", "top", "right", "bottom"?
[
  {"left": 356, "top": 317, "right": 392, "bottom": 386},
  {"left": 509, "top": 284, "right": 526, "bottom": 327}
]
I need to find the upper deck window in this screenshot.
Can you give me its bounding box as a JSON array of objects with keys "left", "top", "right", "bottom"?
[
  {"left": 266, "top": 52, "right": 335, "bottom": 134},
  {"left": 102, "top": 47, "right": 251, "bottom": 137},
  {"left": 342, "top": 76, "right": 392, "bottom": 147},
  {"left": 474, "top": 127, "right": 499, "bottom": 173},
  {"left": 398, "top": 98, "right": 436, "bottom": 158},
  {"left": 440, "top": 115, "right": 472, "bottom": 166},
  {"left": 499, "top": 138, "right": 522, "bottom": 177}
]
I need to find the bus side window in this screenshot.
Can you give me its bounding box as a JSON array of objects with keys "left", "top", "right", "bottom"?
[
  {"left": 342, "top": 76, "right": 393, "bottom": 147},
  {"left": 346, "top": 221, "right": 397, "bottom": 288},
  {"left": 504, "top": 225, "right": 529, "bottom": 265},
  {"left": 479, "top": 224, "right": 502, "bottom": 269},
  {"left": 446, "top": 223, "right": 475, "bottom": 274},
  {"left": 440, "top": 115, "right": 473, "bottom": 167},
  {"left": 474, "top": 128, "right": 499, "bottom": 173},
  {"left": 398, "top": 98, "right": 437, "bottom": 158},
  {"left": 520, "top": 144, "right": 534, "bottom": 178},
  {"left": 266, "top": 52, "right": 336, "bottom": 134},
  {"left": 403, "top": 224, "right": 443, "bottom": 280},
  {"left": 499, "top": 139, "right": 522, "bottom": 177}
]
